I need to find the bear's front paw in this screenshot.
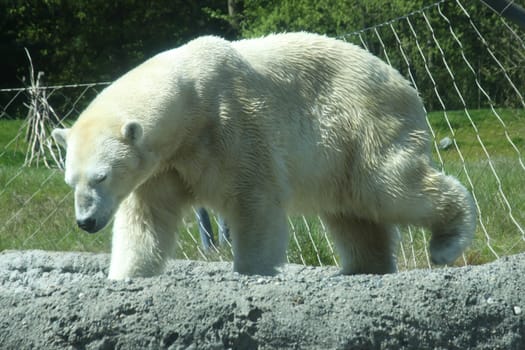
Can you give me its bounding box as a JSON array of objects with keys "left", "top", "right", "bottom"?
[{"left": 108, "top": 262, "right": 165, "bottom": 280}]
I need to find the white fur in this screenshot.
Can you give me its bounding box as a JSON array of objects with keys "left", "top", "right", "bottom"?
[{"left": 52, "top": 33, "right": 476, "bottom": 279}]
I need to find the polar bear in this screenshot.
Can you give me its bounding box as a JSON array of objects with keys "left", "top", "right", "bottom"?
[{"left": 52, "top": 33, "right": 476, "bottom": 279}]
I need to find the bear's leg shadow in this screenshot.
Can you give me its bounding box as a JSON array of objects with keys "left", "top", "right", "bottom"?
[
  {"left": 108, "top": 175, "right": 187, "bottom": 280},
  {"left": 226, "top": 196, "right": 289, "bottom": 276},
  {"left": 322, "top": 214, "right": 399, "bottom": 274}
]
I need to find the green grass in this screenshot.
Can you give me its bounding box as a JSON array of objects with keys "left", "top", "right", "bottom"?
[
  {"left": 427, "top": 109, "right": 525, "bottom": 265},
  {"left": 0, "top": 119, "right": 111, "bottom": 252},
  {"left": 1, "top": 109, "right": 524, "bottom": 270},
  {"left": 0, "top": 165, "right": 112, "bottom": 252},
  {"left": 0, "top": 119, "right": 27, "bottom": 166},
  {"left": 428, "top": 108, "right": 525, "bottom": 160}
]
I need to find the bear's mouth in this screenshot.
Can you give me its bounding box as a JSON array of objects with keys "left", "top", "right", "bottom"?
[
  {"left": 77, "top": 218, "right": 101, "bottom": 233},
  {"left": 76, "top": 213, "right": 112, "bottom": 233}
]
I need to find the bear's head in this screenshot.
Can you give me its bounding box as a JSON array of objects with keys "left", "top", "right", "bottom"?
[{"left": 52, "top": 118, "right": 153, "bottom": 233}]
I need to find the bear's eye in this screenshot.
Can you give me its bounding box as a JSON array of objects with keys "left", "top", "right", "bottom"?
[{"left": 94, "top": 173, "right": 107, "bottom": 184}]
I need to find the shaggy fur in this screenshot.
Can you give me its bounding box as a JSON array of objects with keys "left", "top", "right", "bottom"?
[{"left": 52, "top": 33, "right": 476, "bottom": 279}]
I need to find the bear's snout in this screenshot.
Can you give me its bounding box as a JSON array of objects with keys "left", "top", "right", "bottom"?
[{"left": 77, "top": 218, "right": 98, "bottom": 233}]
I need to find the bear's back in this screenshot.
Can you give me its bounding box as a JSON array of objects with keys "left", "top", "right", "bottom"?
[
  {"left": 232, "top": 33, "right": 370, "bottom": 80},
  {"left": 230, "top": 33, "right": 428, "bottom": 213},
  {"left": 232, "top": 33, "right": 425, "bottom": 128}
]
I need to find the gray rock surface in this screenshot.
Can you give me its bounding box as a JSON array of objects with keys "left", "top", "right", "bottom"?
[{"left": 0, "top": 250, "right": 523, "bottom": 349}]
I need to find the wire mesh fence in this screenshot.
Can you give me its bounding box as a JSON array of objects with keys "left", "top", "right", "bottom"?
[{"left": 1, "top": 0, "right": 524, "bottom": 271}]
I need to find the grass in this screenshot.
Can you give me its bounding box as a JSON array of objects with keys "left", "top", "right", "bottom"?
[
  {"left": 413, "top": 108, "right": 525, "bottom": 267},
  {"left": 1, "top": 109, "right": 524, "bottom": 270},
  {"left": 0, "top": 119, "right": 112, "bottom": 252}
]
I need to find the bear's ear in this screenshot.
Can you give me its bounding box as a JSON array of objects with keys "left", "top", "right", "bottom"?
[
  {"left": 51, "top": 128, "right": 70, "bottom": 148},
  {"left": 121, "top": 121, "right": 143, "bottom": 144}
]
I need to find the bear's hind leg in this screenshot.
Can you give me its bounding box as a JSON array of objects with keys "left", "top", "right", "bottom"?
[
  {"left": 375, "top": 163, "right": 476, "bottom": 266},
  {"left": 426, "top": 174, "right": 477, "bottom": 265},
  {"left": 322, "top": 214, "right": 399, "bottom": 275}
]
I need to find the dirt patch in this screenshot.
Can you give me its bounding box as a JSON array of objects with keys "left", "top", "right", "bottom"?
[{"left": 0, "top": 250, "right": 523, "bottom": 349}]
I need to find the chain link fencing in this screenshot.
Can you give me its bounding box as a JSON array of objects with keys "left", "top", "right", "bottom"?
[{"left": 1, "top": 0, "right": 524, "bottom": 270}]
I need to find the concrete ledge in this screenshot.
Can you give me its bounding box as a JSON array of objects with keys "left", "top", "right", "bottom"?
[{"left": 0, "top": 250, "right": 523, "bottom": 349}]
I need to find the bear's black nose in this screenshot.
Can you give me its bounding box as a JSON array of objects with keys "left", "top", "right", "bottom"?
[{"left": 77, "top": 218, "right": 97, "bottom": 233}]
